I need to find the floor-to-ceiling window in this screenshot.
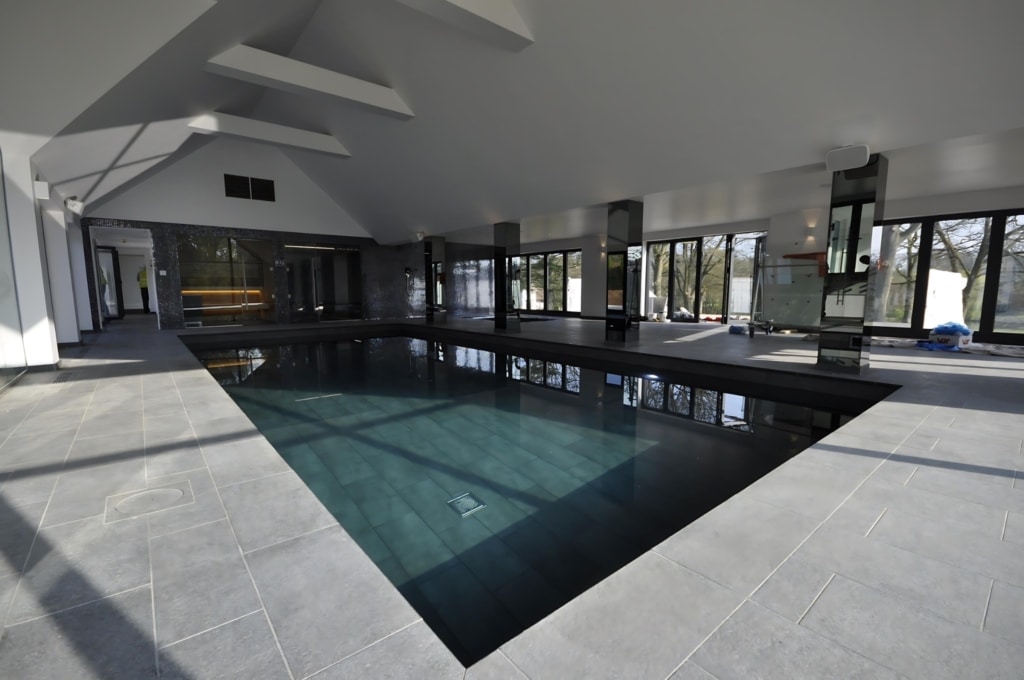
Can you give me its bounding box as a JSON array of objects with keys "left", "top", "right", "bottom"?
[
  {"left": 867, "top": 209, "right": 1023, "bottom": 344},
  {"left": 646, "top": 231, "right": 766, "bottom": 323},
  {"left": 516, "top": 249, "right": 583, "bottom": 315},
  {"left": 994, "top": 214, "right": 1024, "bottom": 334},
  {"left": 867, "top": 222, "right": 922, "bottom": 328}
]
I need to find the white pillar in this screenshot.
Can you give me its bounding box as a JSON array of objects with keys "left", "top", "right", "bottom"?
[
  {"left": 41, "top": 206, "right": 80, "bottom": 343},
  {"left": 3, "top": 154, "right": 59, "bottom": 366},
  {"left": 0, "top": 152, "right": 27, "bottom": 369}
]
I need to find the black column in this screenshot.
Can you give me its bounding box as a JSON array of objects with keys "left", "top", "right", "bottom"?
[
  {"left": 424, "top": 237, "right": 446, "bottom": 324},
  {"left": 816, "top": 154, "right": 888, "bottom": 371},
  {"left": 494, "top": 222, "right": 520, "bottom": 332},
  {"left": 606, "top": 200, "right": 643, "bottom": 342}
]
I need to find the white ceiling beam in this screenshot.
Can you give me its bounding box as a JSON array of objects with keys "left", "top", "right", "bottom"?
[
  {"left": 396, "top": 0, "right": 533, "bottom": 50},
  {"left": 187, "top": 113, "right": 350, "bottom": 157},
  {"left": 206, "top": 45, "right": 413, "bottom": 119}
]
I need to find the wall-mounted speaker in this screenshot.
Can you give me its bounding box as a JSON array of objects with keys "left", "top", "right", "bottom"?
[{"left": 825, "top": 144, "right": 870, "bottom": 173}]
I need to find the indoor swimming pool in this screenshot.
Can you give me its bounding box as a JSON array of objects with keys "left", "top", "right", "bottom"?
[{"left": 193, "top": 336, "right": 860, "bottom": 664}]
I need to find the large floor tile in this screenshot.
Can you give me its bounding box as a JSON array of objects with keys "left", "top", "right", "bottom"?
[
  {"left": 146, "top": 468, "right": 226, "bottom": 538},
  {"left": 983, "top": 580, "right": 1024, "bottom": 645},
  {"left": 150, "top": 518, "right": 261, "bottom": 646},
  {"left": 0, "top": 499, "right": 47, "bottom": 581},
  {"left": 41, "top": 458, "right": 147, "bottom": 527},
  {"left": 796, "top": 523, "right": 991, "bottom": 627},
  {"left": 309, "top": 621, "right": 463, "bottom": 679},
  {"left": 9, "top": 515, "right": 150, "bottom": 623},
  {"left": 502, "top": 552, "right": 742, "bottom": 680},
  {"left": 0, "top": 587, "right": 157, "bottom": 680},
  {"left": 220, "top": 470, "right": 336, "bottom": 552},
  {"left": 245, "top": 526, "right": 420, "bottom": 679},
  {"left": 159, "top": 611, "right": 290, "bottom": 680},
  {"left": 655, "top": 495, "right": 819, "bottom": 593},
  {"left": 692, "top": 601, "right": 899, "bottom": 679},
  {"left": 802, "top": 575, "right": 1024, "bottom": 680}
]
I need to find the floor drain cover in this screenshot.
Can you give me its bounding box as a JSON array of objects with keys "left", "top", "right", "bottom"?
[
  {"left": 447, "top": 492, "right": 486, "bottom": 518},
  {"left": 105, "top": 481, "right": 194, "bottom": 523},
  {"left": 53, "top": 373, "right": 73, "bottom": 383}
]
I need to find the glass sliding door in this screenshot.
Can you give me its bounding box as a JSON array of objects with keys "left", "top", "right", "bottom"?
[
  {"left": 178, "top": 235, "right": 273, "bottom": 326},
  {"left": 700, "top": 235, "right": 728, "bottom": 321},
  {"left": 646, "top": 242, "right": 670, "bottom": 320},
  {"left": 566, "top": 250, "right": 582, "bottom": 312},
  {"left": 672, "top": 241, "right": 698, "bottom": 320},
  {"left": 729, "top": 233, "right": 763, "bottom": 322},
  {"left": 867, "top": 222, "right": 922, "bottom": 327},
  {"left": 528, "top": 254, "right": 544, "bottom": 310},
  {"left": 926, "top": 217, "right": 991, "bottom": 329},
  {"left": 994, "top": 214, "right": 1024, "bottom": 333},
  {"left": 546, "top": 252, "right": 564, "bottom": 311}
]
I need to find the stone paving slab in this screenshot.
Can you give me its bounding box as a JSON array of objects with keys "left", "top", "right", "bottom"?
[{"left": 0, "top": 315, "right": 1021, "bottom": 678}]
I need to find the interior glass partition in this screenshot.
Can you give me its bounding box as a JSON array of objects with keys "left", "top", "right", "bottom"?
[
  {"left": 178, "top": 235, "right": 275, "bottom": 326},
  {"left": 284, "top": 244, "right": 362, "bottom": 322},
  {"left": 994, "top": 214, "right": 1024, "bottom": 333}
]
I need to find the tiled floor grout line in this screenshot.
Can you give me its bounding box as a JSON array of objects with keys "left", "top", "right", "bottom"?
[
  {"left": 301, "top": 617, "right": 424, "bottom": 680},
  {"left": 175, "top": 369, "right": 298, "bottom": 680},
  {"left": 980, "top": 579, "right": 995, "bottom": 632},
  {"left": 1001, "top": 511, "right": 1009, "bottom": 541},
  {"left": 797, "top": 573, "right": 836, "bottom": 625},
  {"left": 146, "top": 516, "right": 160, "bottom": 675},
  {"left": 157, "top": 609, "right": 264, "bottom": 650},
  {"left": 493, "top": 648, "right": 531, "bottom": 679},
  {"left": 864, "top": 508, "right": 888, "bottom": 537},
  {"left": 6, "top": 583, "right": 151, "bottom": 627},
  {"left": 240, "top": 523, "right": 337, "bottom": 557},
  {"left": 150, "top": 516, "right": 227, "bottom": 540}
]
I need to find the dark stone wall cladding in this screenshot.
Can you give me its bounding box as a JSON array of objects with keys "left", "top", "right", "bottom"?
[
  {"left": 81, "top": 218, "right": 377, "bottom": 329},
  {"left": 361, "top": 242, "right": 425, "bottom": 320}
]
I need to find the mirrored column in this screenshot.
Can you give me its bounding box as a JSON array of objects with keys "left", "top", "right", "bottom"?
[
  {"left": 606, "top": 200, "right": 643, "bottom": 342},
  {"left": 494, "top": 222, "right": 520, "bottom": 331},
  {"left": 817, "top": 154, "right": 888, "bottom": 371},
  {"left": 424, "top": 236, "right": 446, "bottom": 324}
]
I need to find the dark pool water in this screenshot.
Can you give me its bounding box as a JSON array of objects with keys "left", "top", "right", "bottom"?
[{"left": 195, "top": 336, "right": 851, "bottom": 664}]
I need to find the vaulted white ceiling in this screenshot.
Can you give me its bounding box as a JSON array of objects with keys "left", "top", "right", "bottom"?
[{"left": 17, "top": 0, "right": 1024, "bottom": 244}]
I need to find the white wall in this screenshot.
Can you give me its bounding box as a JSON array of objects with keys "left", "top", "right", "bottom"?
[
  {"left": 41, "top": 207, "right": 79, "bottom": 344},
  {"left": 88, "top": 137, "right": 371, "bottom": 238},
  {"left": 3, "top": 154, "right": 59, "bottom": 366},
  {"left": 0, "top": 151, "right": 27, "bottom": 369},
  {"left": 885, "top": 185, "right": 1024, "bottom": 221}
]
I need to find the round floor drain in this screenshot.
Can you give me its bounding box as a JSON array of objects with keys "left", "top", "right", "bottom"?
[{"left": 115, "top": 488, "right": 185, "bottom": 516}]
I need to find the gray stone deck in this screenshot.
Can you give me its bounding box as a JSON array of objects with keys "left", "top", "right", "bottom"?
[{"left": 0, "top": 315, "right": 1021, "bottom": 679}]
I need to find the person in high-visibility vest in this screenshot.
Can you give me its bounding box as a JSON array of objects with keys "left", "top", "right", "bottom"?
[{"left": 137, "top": 266, "right": 150, "bottom": 313}]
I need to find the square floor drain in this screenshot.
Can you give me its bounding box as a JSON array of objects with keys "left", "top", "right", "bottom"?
[{"left": 447, "top": 492, "right": 486, "bottom": 518}]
